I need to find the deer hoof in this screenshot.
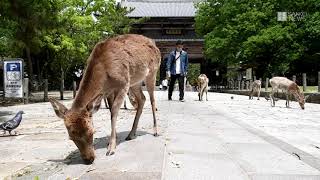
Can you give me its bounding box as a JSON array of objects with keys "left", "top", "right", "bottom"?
[
  {"left": 106, "top": 150, "right": 115, "bottom": 156},
  {"left": 125, "top": 135, "right": 136, "bottom": 141}
]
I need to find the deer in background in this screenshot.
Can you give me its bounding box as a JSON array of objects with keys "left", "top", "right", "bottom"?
[
  {"left": 249, "top": 80, "right": 261, "bottom": 100},
  {"left": 197, "top": 74, "right": 209, "bottom": 101},
  {"left": 268, "top": 77, "right": 307, "bottom": 109},
  {"left": 49, "top": 34, "right": 161, "bottom": 164}
]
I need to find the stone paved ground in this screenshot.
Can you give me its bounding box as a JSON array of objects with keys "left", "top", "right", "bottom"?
[{"left": 1, "top": 91, "right": 320, "bottom": 179}]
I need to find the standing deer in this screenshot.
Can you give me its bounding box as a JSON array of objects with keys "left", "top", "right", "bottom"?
[
  {"left": 49, "top": 34, "right": 161, "bottom": 164},
  {"left": 268, "top": 77, "right": 306, "bottom": 109},
  {"left": 249, "top": 80, "right": 261, "bottom": 100},
  {"left": 197, "top": 74, "right": 209, "bottom": 101}
]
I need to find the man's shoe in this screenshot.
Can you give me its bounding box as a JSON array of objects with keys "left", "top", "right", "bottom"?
[
  {"left": 179, "top": 98, "right": 185, "bottom": 102},
  {"left": 168, "top": 97, "right": 172, "bottom": 101}
]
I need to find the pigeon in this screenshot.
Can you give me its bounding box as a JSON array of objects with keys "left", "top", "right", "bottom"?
[{"left": 0, "top": 111, "right": 24, "bottom": 135}]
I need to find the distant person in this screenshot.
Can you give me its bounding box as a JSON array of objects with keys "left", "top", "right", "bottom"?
[
  {"left": 162, "top": 79, "right": 168, "bottom": 91},
  {"left": 166, "top": 40, "right": 189, "bottom": 101}
]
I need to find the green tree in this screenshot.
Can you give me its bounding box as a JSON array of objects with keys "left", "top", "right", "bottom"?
[{"left": 195, "top": 0, "right": 320, "bottom": 78}]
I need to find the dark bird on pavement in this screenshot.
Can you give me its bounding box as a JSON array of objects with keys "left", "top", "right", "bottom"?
[
  {"left": 231, "top": 96, "right": 234, "bottom": 100},
  {"left": 0, "top": 111, "right": 24, "bottom": 135}
]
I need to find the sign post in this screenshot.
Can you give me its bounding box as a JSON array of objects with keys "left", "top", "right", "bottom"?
[{"left": 3, "top": 59, "right": 24, "bottom": 98}]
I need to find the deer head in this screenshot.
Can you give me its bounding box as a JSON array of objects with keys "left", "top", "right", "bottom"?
[
  {"left": 297, "top": 93, "right": 305, "bottom": 110},
  {"left": 49, "top": 94, "right": 103, "bottom": 164}
]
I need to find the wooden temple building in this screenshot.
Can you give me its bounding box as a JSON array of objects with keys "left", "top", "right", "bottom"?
[{"left": 121, "top": 0, "right": 212, "bottom": 83}]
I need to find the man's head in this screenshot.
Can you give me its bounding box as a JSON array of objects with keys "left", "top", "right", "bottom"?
[
  {"left": 176, "top": 40, "right": 184, "bottom": 52},
  {"left": 49, "top": 94, "right": 103, "bottom": 164}
]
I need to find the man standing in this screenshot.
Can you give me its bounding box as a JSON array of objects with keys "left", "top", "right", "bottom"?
[{"left": 166, "top": 40, "right": 189, "bottom": 101}]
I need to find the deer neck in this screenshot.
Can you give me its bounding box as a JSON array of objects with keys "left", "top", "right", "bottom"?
[{"left": 72, "top": 63, "right": 105, "bottom": 110}]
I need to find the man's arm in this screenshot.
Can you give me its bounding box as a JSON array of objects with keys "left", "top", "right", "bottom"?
[
  {"left": 166, "top": 53, "right": 172, "bottom": 72},
  {"left": 184, "top": 52, "right": 189, "bottom": 75}
]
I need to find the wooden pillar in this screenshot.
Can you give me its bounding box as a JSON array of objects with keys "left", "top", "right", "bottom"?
[
  {"left": 265, "top": 78, "right": 269, "bottom": 92},
  {"left": 24, "top": 78, "right": 29, "bottom": 104},
  {"left": 44, "top": 79, "right": 48, "bottom": 102},
  {"left": 253, "top": 76, "right": 256, "bottom": 81},
  {"left": 249, "top": 80, "right": 253, "bottom": 90},
  {"left": 241, "top": 80, "right": 245, "bottom": 90},
  {"left": 238, "top": 80, "right": 241, "bottom": 90},
  {"left": 303, "top": 73, "right": 307, "bottom": 92}
]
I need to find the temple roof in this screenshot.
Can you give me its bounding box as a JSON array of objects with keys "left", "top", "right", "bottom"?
[{"left": 121, "top": 0, "right": 202, "bottom": 17}]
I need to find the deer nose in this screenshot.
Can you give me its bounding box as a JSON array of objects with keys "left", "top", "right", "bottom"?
[{"left": 83, "top": 156, "right": 95, "bottom": 164}]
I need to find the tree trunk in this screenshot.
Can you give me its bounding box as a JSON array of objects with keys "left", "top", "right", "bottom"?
[
  {"left": 26, "top": 46, "right": 34, "bottom": 91},
  {"left": 60, "top": 68, "right": 64, "bottom": 100}
]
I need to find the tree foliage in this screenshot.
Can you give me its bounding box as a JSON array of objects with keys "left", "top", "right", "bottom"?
[
  {"left": 195, "top": 0, "right": 320, "bottom": 78},
  {"left": 0, "top": 0, "right": 141, "bottom": 89}
]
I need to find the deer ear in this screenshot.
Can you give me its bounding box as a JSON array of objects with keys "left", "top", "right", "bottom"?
[
  {"left": 49, "top": 97, "right": 68, "bottom": 119},
  {"left": 87, "top": 94, "right": 103, "bottom": 114}
]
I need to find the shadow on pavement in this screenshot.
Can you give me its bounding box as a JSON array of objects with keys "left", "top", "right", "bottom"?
[{"left": 48, "top": 130, "right": 150, "bottom": 165}]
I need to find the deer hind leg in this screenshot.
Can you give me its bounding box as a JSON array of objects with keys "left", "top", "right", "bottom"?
[
  {"left": 126, "top": 85, "right": 146, "bottom": 141},
  {"left": 145, "top": 72, "right": 158, "bottom": 137},
  {"left": 106, "top": 88, "right": 127, "bottom": 156},
  {"left": 257, "top": 86, "right": 261, "bottom": 100},
  {"left": 285, "top": 94, "right": 290, "bottom": 107}
]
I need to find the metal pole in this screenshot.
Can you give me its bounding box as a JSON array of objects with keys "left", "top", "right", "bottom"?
[
  {"left": 24, "top": 78, "right": 29, "bottom": 104},
  {"left": 265, "top": 78, "right": 269, "bottom": 92},
  {"left": 292, "top": 75, "right": 296, "bottom": 82}
]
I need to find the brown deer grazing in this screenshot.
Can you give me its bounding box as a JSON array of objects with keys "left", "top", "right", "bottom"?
[
  {"left": 268, "top": 77, "right": 306, "bottom": 109},
  {"left": 197, "top": 74, "right": 209, "bottom": 101},
  {"left": 49, "top": 34, "right": 161, "bottom": 164},
  {"left": 249, "top": 80, "right": 261, "bottom": 100}
]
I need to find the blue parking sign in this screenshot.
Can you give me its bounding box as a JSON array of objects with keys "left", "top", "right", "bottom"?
[
  {"left": 3, "top": 60, "right": 24, "bottom": 98},
  {"left": 6, "top": 63, "right": 21, "bottom": 72}
]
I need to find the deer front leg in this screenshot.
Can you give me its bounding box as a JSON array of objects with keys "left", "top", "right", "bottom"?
[
  {"left": 257, "top": 87, "right": 261, "bottom": 100},
  {"left": 286, "top": 94, "right": 290, "bottom": 107},
  {"left": 106, "top": 90, "right": 127, "bottom": 156},
  {"left": 146, "top": 73, "right": 159, "bottom": 137},
  {"left": 103, "top": 97, "right": 109, "bottom": 109},
  {"left": 270, "top": 89, "right": 275, "bottom": 107},
  {"left": 249, "top": 89, "right": 254, "bottom": 100},
  {"left": 206, "top": 90, "right": 208, "bottom": 101},
  {"left": 126, "top": 85, "right": 146, "bottom": 140}
]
